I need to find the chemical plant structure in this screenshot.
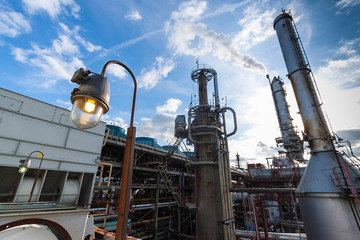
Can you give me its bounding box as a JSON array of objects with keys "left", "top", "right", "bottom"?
[
  {"left": 273, "top": 10, "right": 360, "bottom": 239},
  {"left": 0, "top": 9, "right": 360, "bottom": 240}
]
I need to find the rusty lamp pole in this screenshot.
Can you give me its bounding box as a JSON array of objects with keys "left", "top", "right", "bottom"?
[
  {"left": 69, "top": 60, "right": 137, "bottom": 240},
  {"left": 18, "top": 150, "right": 45, "bottom": 202}
]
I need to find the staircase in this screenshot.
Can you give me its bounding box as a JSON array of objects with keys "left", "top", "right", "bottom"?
[
  {"left": 157, "top": 136, "right": 185, "bottom": 207},
  {"left": 157, "top": 164, "right": 184, "bottom": 207}
]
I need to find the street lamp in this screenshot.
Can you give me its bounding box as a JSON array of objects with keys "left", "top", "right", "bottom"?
[
  {"left": 70, "top": 68, "right": 110, "bottom": 129},
  {"left": 70, "top": 60, "right": 137, "bottom": 240},
  {"left": 18, "top": 151, "right": 44, "bottom": 202}
]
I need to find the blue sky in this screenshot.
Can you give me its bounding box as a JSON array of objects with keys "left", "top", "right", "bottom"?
[{"left": 1, "top": 0, "right": 359, "bottom": 166}]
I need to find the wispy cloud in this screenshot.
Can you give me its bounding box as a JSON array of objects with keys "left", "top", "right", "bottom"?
[
  {"left": 314, "top": 39, "right": 360, "bottom": 131},
  {"left": 336, "top": 0, "right": 360, "bottom": 9},
  {"left": 10, "top": 22, "right": 101, "bottom": 88},
  {"left": 317, "top": 39, "right": 360, "bottom": 89},
  {"left": 22, "top": 0, "right": 80, "bottom": 19},
  {"left": 234, "top": 5, "right": 276, "bottom": 50},
  {"left": 164, "top": 0, "right": 267, "bottom": 74},
  {"left": 202, "top": 1, "right": 250, "bottom": 19},
  {"left": 125, "top": 9, "right": 143, "bottom": 21},
  {"left": 138, "top": 56, "right": 175, "bottom": 89},
  {"left": 86, "top": 29, "right": 163, "bottom": 65},
  {"left": 0, "top": 3, "right": 31, "bottom": 37},
  {"left": 56, "top": 99, "right": 72, "bottom": 110}
]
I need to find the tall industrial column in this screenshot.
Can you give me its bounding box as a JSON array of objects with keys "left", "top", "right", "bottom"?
[
  {"left": 268, "top": 75, "right": 303, "bottom": 162},
  {"left": 274, "top": 11, "right": 360, "bottom": 239},
  {"left": 186, "top": 64, "right": 236, "bottom": 240}
]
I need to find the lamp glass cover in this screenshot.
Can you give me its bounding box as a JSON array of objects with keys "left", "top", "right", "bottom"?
[
  {"left": 19, "top": 166, "right": 28, "bottom": 174},
  {"left": 71, "top": 97, "right": 104, "bottom": 129}
]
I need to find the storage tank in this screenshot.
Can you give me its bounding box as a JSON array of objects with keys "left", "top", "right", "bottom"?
[
  {"left": 107, "top": 124, "right": 126, "bottom": 138},
  {"left": 136, "top": 137, "right": 160, "bottom": 148},
  {"left": 274, "top": 11, "right": 360, "bottom": 239}
]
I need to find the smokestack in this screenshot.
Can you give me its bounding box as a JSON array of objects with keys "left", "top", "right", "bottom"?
[{"left": 274, "top": 11, "right": 360, "bottom": 240}]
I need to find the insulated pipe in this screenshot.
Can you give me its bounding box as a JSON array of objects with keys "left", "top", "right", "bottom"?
[{"left": 212, "top": 69, "right": 220, "bottom": 107}]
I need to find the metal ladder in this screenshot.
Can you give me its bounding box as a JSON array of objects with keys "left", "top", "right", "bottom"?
[
  {"left": 157, "top": 164, "right": 184, "bottom": 207},
  {"left": 157, "top": 136, "right": 185, "bottom": 207}
]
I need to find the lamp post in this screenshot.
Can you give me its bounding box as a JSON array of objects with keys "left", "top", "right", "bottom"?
[
  {"left": 18, "top": 151, "right": 44, "bottom": 202},
  {"left": 70, "top": 60, "right": 137, "bottom": 240}
]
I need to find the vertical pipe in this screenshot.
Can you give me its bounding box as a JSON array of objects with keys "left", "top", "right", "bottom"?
[
  {"left": 198, "top": 71, "right": 208, "bottom": 105},
  {"left": 116, "top": 126, "right": 136, "bottom": 240},
  {"left": 154, "top": 172, "right": 160, "bottom": 240},
  {"left": 213, "top": 70, "right": 220, "bottom": 107}
]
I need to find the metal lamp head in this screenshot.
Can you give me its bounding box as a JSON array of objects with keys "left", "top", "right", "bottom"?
[
  {"left": 70, "top": 68, "right": 110, "bottom": 129},
  {"left": 19, "top": 159, "right": 31, "bottom": 174}
]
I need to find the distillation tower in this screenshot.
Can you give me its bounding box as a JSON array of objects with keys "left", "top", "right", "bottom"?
[
  {"left": 268, "top": 75, "right": 304, "bottom": 162},
  {"left": 274, "top": 11, "right": 360, "bottom": 239},
  {"left": 176, "top": 64, "right": 237, "bottom": 239}
]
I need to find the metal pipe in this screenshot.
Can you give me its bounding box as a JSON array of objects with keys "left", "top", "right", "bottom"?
[
  {"left": 212, "top": 69, "right": 220, "bottom": 107},
  {"left": 98, "top": 161, "right": 113, "bottom": 228},
  {"left": 154, "top": 173, "right": 160, "bottom": 240},
  {"left": 230, "top": 188, "right": 296, "bottom": 193},
  {"left": 100, "top": 60, "right": 138, "bottom": 240}
]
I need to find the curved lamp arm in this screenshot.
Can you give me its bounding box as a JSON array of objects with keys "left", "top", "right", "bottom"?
[
  {"left": 26, "top": 151, "right": 44, "bottom": 202},
  {"left": 101, "top": 60, "right": 137, "bottom": 127}
]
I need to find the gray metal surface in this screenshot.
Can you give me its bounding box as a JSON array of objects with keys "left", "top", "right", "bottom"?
[{"left": 0, "top": 87, "right": 105, "bottom": 205}]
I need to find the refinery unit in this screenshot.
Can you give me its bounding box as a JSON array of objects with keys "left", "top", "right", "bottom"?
[{"left": 0, "top": 10, "right": 359, "bottom": 240}]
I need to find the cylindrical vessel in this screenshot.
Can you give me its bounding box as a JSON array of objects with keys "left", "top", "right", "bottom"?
[
  {"left": 271, "top": 77, "right": 293, "bottom": 135},
  {"left": 191, "top": 67, "right": 235, "bottom": 240},
  {"left": 274, "top": 12, "right": 331, "bottom": 152},
  {"left": 274, "top": 12, "right": 360, "bottom": 239},
  {"left": 270, "top": 76, "right": 303, "bottom": 161}
]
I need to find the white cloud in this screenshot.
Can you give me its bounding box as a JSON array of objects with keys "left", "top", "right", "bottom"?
[
  {"left": 103, "top": 116, "right": 128, "bottom": 131},
  {"left": 0, "top": 4, "right": 31, "bottom": 37},
  {"left": 337, "top": 39, "right": 360, "bottom": 56},
  {"left": 156, "top": 98, "right": 182, "bottom": 113},
  {"left": 86, "top": 29, "right": 162, "bottom": 65},
  {"left": 138, "top": 57, "right": 175, "bottom": 89},
  {"left": 317, "top": 39, "right": 360, "bottom": 89},
  {"left": 234, "top": 6, "right": 276, "bottom": 49},
  {"left": 56, "top": 99, "right": 72, "bottom": 109},
  {"left": 106, "top": 64, "right": 128, "bottom": 80},
  {"left": 136, "top": 114, "right": 175, "bottom": 143},
  {"left": 22, "top": 0, "right": 80, "bottom": 19},
  {"left": 58, "top": 23, "right": 102, "bottom": 52},
  {"left": 125, "top": 9, "right": 143, "bottom": 21},
  {"left": 10, "top": 23, "right": 102, "bottom": 88},
  {"left": 336, "top": 0, "right": 360, "bottom": 9},
  {"left": 202, "top": 1, "right": 249, "bottom": 19},
  {"left": 164, "top": 0, "right": 267, "bottom": 74}
]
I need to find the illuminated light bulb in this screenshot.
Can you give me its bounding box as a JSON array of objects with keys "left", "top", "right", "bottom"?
[
  {"left": 84, "top": 99, "right": 96, "bottom": 112},
  {"left": 19, "top": 166, "right": 28, "bottom": 174},
  {"left": 18, "top": 159, "right": 31, "bottom": 173},
  {"left": 71, "top": 97, "right": 104, "bottom": 129}
]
